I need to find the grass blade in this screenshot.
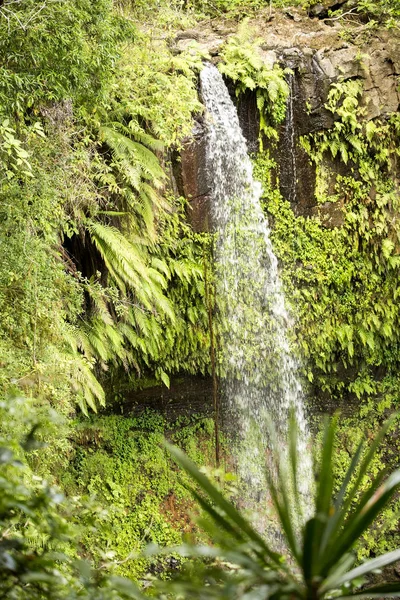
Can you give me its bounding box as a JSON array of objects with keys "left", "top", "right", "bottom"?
[
  {"left": 320, "top": 439, "right": 364, "bottom": 555},
  {"left": 302, "top": 515, "right": 326, "bottom": 583},
  {"left": 322, "top": 469, "right": 400, "bottom": 573},
  {"left": 167, "top": 443, "right": 283, "bottom": 568},
  {"left": 336, "top": 582, "right": 400, "bottom": 599},
  {"left": 339, "top": 416, "right": 396, "bottom": 519},
  {"left": 322, "top": 548, "right": 400, "bottom": 592},
  {"left": 265, "top": 442, "right": 302, "bottom": 564}
]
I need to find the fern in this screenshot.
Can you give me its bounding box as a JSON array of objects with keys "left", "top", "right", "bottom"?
[
  {"left": 100, "top": 125, "right": 164, "bottom": 185},
  {"left": 67, "top": 339, "right": 106, "bottom": 414},
  {"left": 219, "top": 20, "right": 290, "bottom": 143},
  {"left": 88, "top": 221, "right": 150, "bottom": 291}
]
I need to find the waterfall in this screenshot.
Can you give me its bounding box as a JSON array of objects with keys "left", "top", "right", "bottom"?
[
  {"left": 200, "top": 64, "right": 312, "bottom": 518},
  {"left": 284, "top": 72, "right": 298, "bottom": 204},
  {"left": 279, "top": 71, "right": 298, "bottom": 205}
]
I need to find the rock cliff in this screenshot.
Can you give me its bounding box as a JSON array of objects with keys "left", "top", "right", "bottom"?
[{"left": 173, "top": 8, "right": 400, "bottom": 229}]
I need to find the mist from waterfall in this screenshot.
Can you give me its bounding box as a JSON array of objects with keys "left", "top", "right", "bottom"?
[{"left": 200, "top": 64, "right": 312, "bottom": 519}]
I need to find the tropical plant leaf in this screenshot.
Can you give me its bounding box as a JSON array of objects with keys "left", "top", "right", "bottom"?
[{"left": 167, "top": 443, "right": 285, "bottom": 569}]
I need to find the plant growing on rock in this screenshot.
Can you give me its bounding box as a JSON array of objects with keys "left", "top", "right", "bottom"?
[{"left": 219, "top": 20, "right": 290, "bottom": 144}]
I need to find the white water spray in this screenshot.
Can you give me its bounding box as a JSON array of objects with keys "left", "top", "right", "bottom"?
[{"left": 200, "top": 64, "right": 312, "bottom": 514}]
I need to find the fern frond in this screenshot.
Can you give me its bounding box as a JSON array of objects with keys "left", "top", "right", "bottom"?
[
  {"left": 70, "top": 354, "right": 105, "bottom": 414},
  {"left": 99, "top": 126, "right": 164, "bottom": 187},
  {"left": 84, "top": 281, "right": 114, "bottom": 326},
  {"left": 151, "top": 257, "right": 171, "bottom": 280},
  {"left": 88, "top": 220, "right": 149, "bottom": 290}
]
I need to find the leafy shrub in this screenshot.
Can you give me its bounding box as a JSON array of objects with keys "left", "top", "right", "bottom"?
[
  {"left": 0, "top": 0, "right": 210, "bottom": 413},
  {"left": 0, "top": 398, "right": 147, "bottom": 599}
]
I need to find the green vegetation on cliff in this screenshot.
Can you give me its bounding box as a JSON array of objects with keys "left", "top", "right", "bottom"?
[
  {"left": 254, "top": 78, "right": 400, "bottom": 404},
  {"left": 0, "top": 0, "right": 212, "bottom": 414},
  {"left": 1, "top": 0, "right": 400, "bottom": 597}
]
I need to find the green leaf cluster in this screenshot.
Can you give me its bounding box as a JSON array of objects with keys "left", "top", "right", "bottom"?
[
  {"left": 0, "top": 0, "right": 129, "bottom": 115},
  {"left": 254, "top": 78, "right": 400, "bottom": 400},
  {"left": 0, "top": 397, "right": 149, "bottom": 599},
  {"left": 219, "top": 21, "right": 290, "bottom": 143},
  {"left": 0, "top": 0, "right": 210, "bottom": 413},
  {"left": 0, "top": 396, "right": 219, "bottom": 589},
  {"left": 62, "top": 412, "right": 216, "bottom": 580},
  {"left": 350, "top": 0, "right": 400, "bottom": 26}
]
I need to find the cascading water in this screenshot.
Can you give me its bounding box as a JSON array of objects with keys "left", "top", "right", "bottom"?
[
  {"left": 277, "top": 71, "right": 298, "bottom": 205},
  {"left": 200, "top": 64, "right": 312, "bottom": 520},
  {"left": 283, "top": 72, "right": 298, "bottom": 204}
]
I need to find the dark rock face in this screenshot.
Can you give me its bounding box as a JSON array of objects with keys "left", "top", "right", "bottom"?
[
  {"left": 308, "top": 0, "right": 349, "bottom": 19},
  {"left": 116, "top": 376, "right": 214, "bottom": 420},
  {"left": 274, "top": 66, "right": 319, "bottom": 215},
  {"left": 234, "top": 89, "right": 260, "bottom": 154},
  {"left": 176, "top": 117, "right": 211, "bottom": 232}
]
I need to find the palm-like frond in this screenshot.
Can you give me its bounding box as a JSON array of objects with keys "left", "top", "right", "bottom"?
[
  {"left": 99, "top": 125, "right": 164, "bottom": 186},
  {"left": 64, "top": 329, "right": 106, "bottom": 414},
  {"left": 165, "top": 416, "right": 400, "bottom": 600},
  {"left": 113, "top": 119, "right": 164, "bottom": 153},
  {"left": 88, "top": 220, "right": 150, "bottom": 293}
]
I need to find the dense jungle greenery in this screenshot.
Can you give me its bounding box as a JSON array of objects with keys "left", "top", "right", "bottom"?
[{"left": 1, "top": 0, "right": 400, "bottom": 597}]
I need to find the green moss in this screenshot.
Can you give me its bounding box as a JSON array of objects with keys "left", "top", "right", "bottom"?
[{"left": 53, "top": 411, "right": 217, "bottom": 581}]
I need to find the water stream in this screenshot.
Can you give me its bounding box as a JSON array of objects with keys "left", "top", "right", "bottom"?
[
  {"left": 200, "top": 64, "right": 312, "bottom": 520},
  {"left": 284, "top": 72, "right": 298, "bottom": 204}
]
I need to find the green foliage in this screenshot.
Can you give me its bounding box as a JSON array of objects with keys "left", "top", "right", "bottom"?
[
  {"left": 219, "top": 21, "right": 290, "bottom": 142},
  {"left": 163, "top": 417, "right": 400, "bottom": 599},
  {"left": 0, "top": 0, "right": 210, "bottom": 413},
  {"left": 189, "top": 0, "right": 268, "bottom": 17},
  {"left": 0, "top": 395, "right": 219, "bottom": 591},
  {"left": 0, "top": 126, "right": 86, "bottom": 412},
  {"left": 355, "top": 0, "right": 400, "bottom": 25},
  {"left": 105, "top": 36, "right": 203, "bottom": 150},
  {"left": 0, "top": 119, "right": 44, "bottom": 180},
  {"left": 0, "top": 0, "right": 129, "bottom": 116},
  {"left": 67, "top": 33, "right": 208, "bottom": 409},
  {"left": 329, "top": 399, "right": 400, "bottom": 562},
  {"left": 115, "top": 0, "right": 304, "bottom": 22},
  {"left": 55, "top": 411, "right": 216, "bottom": 581},
  {"left": 254, "top": 77, "right": 400, "bottom": 399},
  {"left": 302, "top": 80, "right": 365, "bottom": 170},
  {"left": 253, "top": 76, "right": 400, "bottom": 559},
  {"left": 153, "top": 0, "right": 303, "bottom": 19},
  {"left": 0, "top": 398, "right": 149, "bottom": 599}
]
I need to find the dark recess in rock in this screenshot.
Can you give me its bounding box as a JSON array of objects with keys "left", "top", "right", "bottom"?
[
  {"left": 224, "top": 80, "right": 260, "bottom": 153},
  {"left": 308, "top": 0, "right": 348, "bottom": 19},
  {"left": 112, "top": 376, "right": 214, "bottom": 421}
]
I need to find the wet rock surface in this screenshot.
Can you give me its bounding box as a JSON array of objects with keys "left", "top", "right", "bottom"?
[
  {"left": 173, "top": 9, "right": 400, "bottom": 228},
  {"left": 178, "top": 117, "right": 211, "bottom": 232}
]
